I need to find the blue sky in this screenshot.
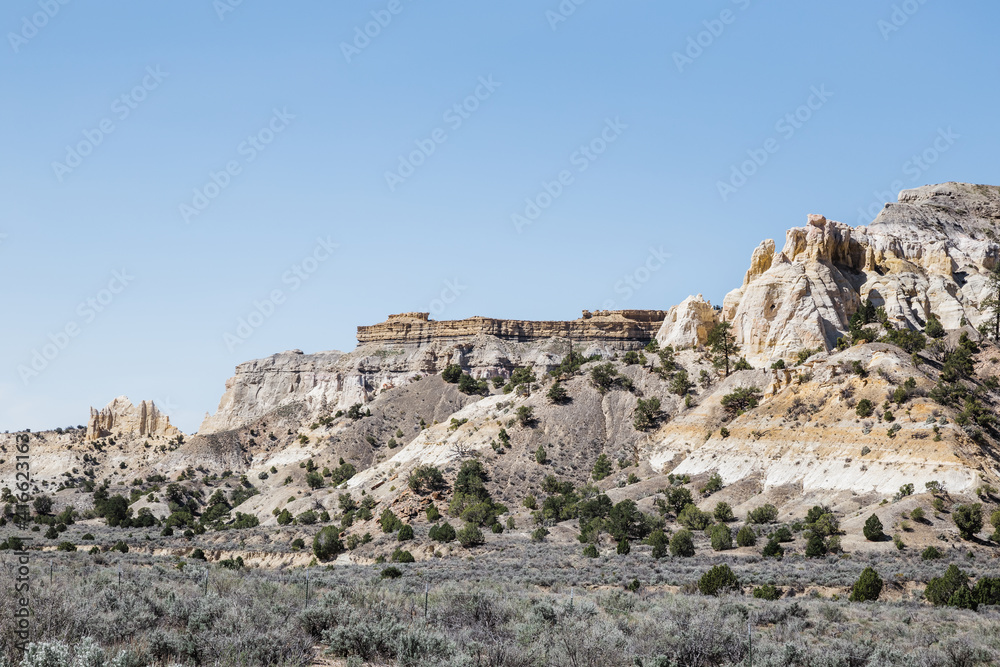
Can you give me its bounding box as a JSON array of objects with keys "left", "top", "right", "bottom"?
[{"left": 1, "top": 1, "right": 996, "bottom": 433}]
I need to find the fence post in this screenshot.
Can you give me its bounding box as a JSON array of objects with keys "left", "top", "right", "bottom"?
[
  {"left": 747, "top": 619, "right": 752, "bottom": 667},
  {"left": 424, "top": 583, "right": 429, "bottom": 620}
]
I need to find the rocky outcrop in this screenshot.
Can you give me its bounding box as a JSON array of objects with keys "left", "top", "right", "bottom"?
[
  {"left": 655, "top": 295, "right": 719, "bottom": 349},
  {"left": 724, "top": 183, "right": 1000, "bottom": 364},
  {"left": 87, "top": 396, "right": 179, "bottom": 441},
  {"left": 357, "top": 310, "right": 667, "bottom": 346},
  {"left": 199, "top": 312, "right": 667, "bottom": 434}
]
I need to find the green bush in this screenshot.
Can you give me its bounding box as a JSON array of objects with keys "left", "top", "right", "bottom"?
[
  {"left": 720, "top": 387, "right": 762, "bottom": 418},
  {"left": 291, "top": 538, "right": 305, "bottom": 550},
  {"left": 398, "top": 524, "right": 414, "bottom": 541},
  {"left": 647, "top": 529, "right": 669, "bottom": 558},
  {"left": 678, "top": 504, "right": 713, "bottom": 531},
  {"left": 972, "top": 577, "right": 1000, "bottom": 606},
  {"left": 701, "top": 473, "right": 723, "bottom": 496},
  {"left": 699, "top": 564, "right": 740, "bottom": 596},
  {"left": 391, "top": 548, "right": 415, "bottom": 563},
  {"left": 926, "top": 565, "right": 976, "bottom": 610},
  {"left": 56, "top": 541, "right": 76, "bottom": 552},
  {"left": 457, "top": 523, "right": 485, "bottom": 548},
  {"left": 408, "top": 465, "right": 446, "bottom": 494},
  {"left": 710, "top": 524, "right": 732, "bottom": 551},
  {"left": 669, "top": 529, "right": 695, "bottom": 557},
  {"left": 633, "top": 397, "right": 661, "bottom": 430},
  {"left": 442, "top": 364, "right": 462, "bottom": 383},
  {"left": 736, "top": 525, "right": 757, "bottom": 547},
  {"left": 531, "top": 527, "right": 550, "bottom": 543},
  {"left": 753, "top": 584, "right": 780, "bottom": 601},
  {"left": 616, "top": 538, "right": 631, "bottom": 555},
  {"left": 762, "top": 538, "right": 783, "bottom": 559},
  {"left": 591, "top": 454, "right": 613, "bottom": 481},
  {"left": 863, "top": 514, "right": 884, "bottom": 541},
  {"left": 429, "top": 521, "right": 456, "bottom": 543},
  {"left": 517, "top": 406, "right": 535, "bottom": 427},
  {"left": 547, "top": 381, "right": 569, "bottom": 404},
  {"left": 805, "top": 533, "right": 827, "bottom": 558},
  {"left": 381, "top": 566, "right": 403, "bottom": 579},
  {"left": 380, "top": 509, "right": 403, "bottom": 533},
  {"left": 313, "top": 526, "right": 344, "bottom": 561},
  {"left": 953, "top": 503, "right": 983, "bottom": 540},
  {"left": 921, "top": 545, "right": 943, "bottom": 561},
  {"left": 713, "top": 501, "right": 734, "bottom": 523},
  {"left": 583, "top": 544, "right": 599, "bottom": 558},
  {"left": 849, "top": 567, "right": 883, "bottom": 602},
  {"left": 855, "top": 399, "right": 874, "bottom": 418},
  {"left": 747, "top": 504, "right": 778, "bottom": 524}
]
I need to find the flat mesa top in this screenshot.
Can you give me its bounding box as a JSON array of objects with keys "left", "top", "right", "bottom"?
[{"left": 356, "top": 310, "right": 669, "bottom": 344}]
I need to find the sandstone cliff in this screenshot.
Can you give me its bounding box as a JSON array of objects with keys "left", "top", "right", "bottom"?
[
  {"left": 356, "top": 310, "right": 667, "bottom": 346},
  {"left": 723, "top": 183, "right": 1000, "bottom": 364},
  {"left": 86, "top": 396, "right": 179, "bottom": 441},
  {"left": 199, "top": 311, "right": 666, "bottom": 434}
]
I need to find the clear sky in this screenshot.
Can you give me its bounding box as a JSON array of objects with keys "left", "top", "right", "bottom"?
[{"left": 2, "top": 1, "right": 997, "bottom": 433}]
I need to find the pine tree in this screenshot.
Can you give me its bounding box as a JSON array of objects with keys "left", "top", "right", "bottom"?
[{"left": 707, "top": 321, "right": 740, "bottom": 377}]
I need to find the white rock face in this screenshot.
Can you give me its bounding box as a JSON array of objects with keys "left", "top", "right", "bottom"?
[
  {"left": 655, "top": 294, "right": 719, "bottom": 349},
  {"left": 198, "top": 336, "right": 630, "bottom": 434},
  {"left": 724, "top": 183, "right": 1000, "bottom": 364},
  {"left": 87, "top": 396, "right": 179, "bottom": 441}
]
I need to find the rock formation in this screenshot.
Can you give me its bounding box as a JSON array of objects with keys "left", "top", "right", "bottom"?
[
  {"left": 655, "top": 294, "right": 719, "bottom": 349},
  {"left": 87, "top": 396, "right": 179, "bottom": 441},
  {"left": 356, "top": 310, "right": 667, "bottom": 346},
  {"left": 200, "top": 311, "right": 667, "bottom": 434},
  {"left": 724, "top": 183, "right": 1000, "bottom": 364}
]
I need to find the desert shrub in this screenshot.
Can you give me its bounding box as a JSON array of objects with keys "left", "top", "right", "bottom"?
[
  {"left": 457, "top": 524, "right": 484, "bottom": 548},
  {"left": 720, "top": 387, "right": 762, "bottom": 418},
  {"left": 710, "top": 524, "right": 732, "bottom": 551},
  {"left": 428, "top": 521, "right": 456, "bottom": 543},
  {"left": 863, "top": 514, "right": 884, "bottom": 541},
  {"left": 381, "top": 566, "right": 403, "bottom": 579},
  {"left": 442, "top": 364, "right": 462, "bottom": 383},
  {"left": 678, "top": 504, "right": 713, "bottom": 531},
  {"left": 633, "top": 397, "right": 662, "bottom": 430},
  {"left": 772, "top": 526, "right": 793, "bottom": 543},
  {"left": 380, "top": 509, "right": 403, "bottom": 533},
  {"left": 762, "top": 538, "right": 783, "bottom": 559},
  {"left": 736, "top": 525, "right": 757, "bottom": 547},
  {"left": 397, "top": 524, "right": 414, "bottom": 541},
  {"left": 855, "top": 399, "right": 874, "bottom": 418},
  {"left": 547, "top": 381, "right": 569, "bottom": 404},
  {"left": 753, "top": 584, "right": 780, "bottom": 601},
  {"left": 583, "top": 544, "right": 599, "bottom": 558},
  {"left": 701, "top": 473, "right": 724, "bottom": 496},
  {"left": 973, "top": 577, "right": 1000, "bottom": 606},
  {"left": 805, "top": 533, "right": 827, "bottom": 558},
  {"left": 313, "top": 526, "right": 344, "bottom": 561},
  {"left": 669, "top": 529, "right": 695, "bottom": 557},
  {"left": 291, "top": 538, "right": 305, "bottom": 550},
  {"left": 391, "top": 549, "right": 415, "bottom": 563},
  {"left": 699, "top": 564, "right": 739, "bottom": 596},
  {"left": 616, "top": 538, "right": 631, "bottom": 555},
  {"left": 747, "top": 504, "right": 778, "bottom": 524},
  {"left": 926, "top": 565, "right": 977, "bottom": 610},
  {"left": 648, "top": 529, "right": 669, "bottom": 558},
  {"left": 458, "top": 373, "right": 489, "bottom": 396},
  {"left": 849, "top": 567, "right": 883, "bottom": 602},
  {"left": 516, "top": 406, "right": 535, "bottom": 427},
  {"left": 667, "top": 487, "right": 695, "bottom": 514},
  {"left": 56, "top": 541, "right": 76, "bottom": 552},
  {"left": 713, "top": 501, "right": 734, "bottom": 523},
  {"left": 408, "top": 465, "right": 446, "bottom": 494},
  {"left": 953, "top": 503, "right": 983, "bottom": 540},
  {"left": 591, "top": 454, "right": 613, "bottom": 482}
]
